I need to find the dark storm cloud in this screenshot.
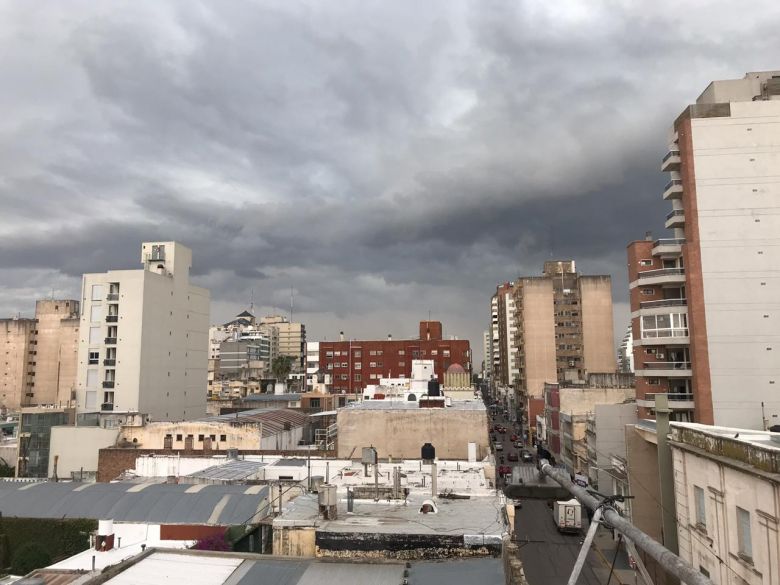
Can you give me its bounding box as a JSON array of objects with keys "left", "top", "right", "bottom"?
[{"left": 2, "top": 0, "right": 780, "bottom": 360}]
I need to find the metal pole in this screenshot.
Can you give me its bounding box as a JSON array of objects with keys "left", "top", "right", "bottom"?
[
  {"left": 568, "top": 507, "right": 603, "bottom": 585},
  {"left": 540, "top": 461, "right": 713, "bottom": 585}
]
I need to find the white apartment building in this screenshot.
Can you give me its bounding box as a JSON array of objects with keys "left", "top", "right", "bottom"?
[
  {"left": 75, "top": 242, "right": 209, "bottom": 421},
  {"left": 629, "top": 71, "right": 780, "bottom": 428},
  {"left": 482, "top": 330, "right": 491, "bottom": 380},
  {"left": 305, "top": 341, "right": 320, "bottom": 390},
  {"left": 671, "top": 422, "right": 780, "bottom": 584}
]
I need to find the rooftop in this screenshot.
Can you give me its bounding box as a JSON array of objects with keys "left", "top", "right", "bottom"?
[
  {"left": 344, "top": 399, "right": 485, "bottom": 411},
  {"left": 242, "top": 393, "right": 302, "bottom": 402},
  {"left": 0, "top": 481, "right": 270, "bottom": 525},
  {"left": 46, "top": 550, "right": 503, "bottom": 585},
  {"left": 197, "top": 408, "right": 308, "bottom": 437}
]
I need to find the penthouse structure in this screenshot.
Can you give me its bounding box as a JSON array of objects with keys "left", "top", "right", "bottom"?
[{"left": 628, "top": 71, "right": 780, "bottom": 427}]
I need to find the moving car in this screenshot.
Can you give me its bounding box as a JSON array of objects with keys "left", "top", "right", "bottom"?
[
  {"left": 521, "top": 450, "right": 534, "bottom": 463},
  {"left": 507, "top": 452, "right": 518, "bottom": 462},
  {"left": 494, "top": 442, "right": 504, "bottom": 451}
]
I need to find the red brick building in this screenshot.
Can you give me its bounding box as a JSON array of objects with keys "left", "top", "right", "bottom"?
[{"left": 318, "top": 321, "right": 471, "bottom": 394}]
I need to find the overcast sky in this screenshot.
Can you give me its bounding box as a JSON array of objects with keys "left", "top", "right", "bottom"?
[{"left": 2, "top": 1, "right": 780, "bottom": 365}]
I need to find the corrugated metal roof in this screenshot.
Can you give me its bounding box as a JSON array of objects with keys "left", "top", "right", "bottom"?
[
  {"left": 198, "top": 408, "right": 308, "bottom": 438},
  {"left": 0, "top": 482, "right": 269, "bottom": 525},
  {"left": 185, "top": 460, "right": 267, "bottom": 481},
  {"left": 244, "top": 393, "right": 302, "bottom": 402}
]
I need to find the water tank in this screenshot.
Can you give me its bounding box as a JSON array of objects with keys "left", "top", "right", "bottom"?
[
  {"left": 227, "top": 448, "right": 239, "bottom": 460},
  {"left": 98, "top": 519, "right": 114, "bottom": 536},
  {"left": 318, "top": 484, "right": 338, "bottom": 507},
  {"left": 427, "top": 378, "right": 441, "bottom": 397},
  {"left": 421, "top": 443, "right": 435, "bottom": 463},
  {"left": 310, "top": 475, "right": 325, "bottom": 493}
]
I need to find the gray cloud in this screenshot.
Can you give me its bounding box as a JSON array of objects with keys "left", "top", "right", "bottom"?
[{"left": 2, "top": 0, "right": 780, "bottom": 364}]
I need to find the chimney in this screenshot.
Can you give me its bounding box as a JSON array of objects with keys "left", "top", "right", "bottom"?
[
  {"left": 339, "top": 331, "right": 345, "bottom": 342},
  {"left": 644, "top": 231, "right": 653, "bottom": 241},
  {"left": 387, "top": 333, "right": 392, "bottom": 341},
  {"left": 96, "top": 520, "right": 115, "bottom": 551}
]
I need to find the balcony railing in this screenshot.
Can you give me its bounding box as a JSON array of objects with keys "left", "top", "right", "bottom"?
[
  {"left": 106, "top": 315, "right": 119, "bottom": 323},
  {"left": 639, "top": 298, "right": 687, "bottom": 309},
  {"left": 101, "top": 402, "right": 114, "bottom": 411},
  {"left": 638, "top": 268, "right": 685, "bottom": 279},
  {"left": 102, "top": 380, "right": 115, "bottom": 388},
  {"left": 669, "top": 392, "right": 694, "bottom": 401},
  {"left": 666, "top": 209, "right": 685, "bottom": 221},
  {"left": 106, "top": 293, "right": 119, "bottom": 301},
  {"left": 664, "top": 180, "right": 683, "bottom": 192},
  {"left": 105, "top": 337, "right": 117, "bottom": 345},
  {"left": 662, "top": 150, "right": 680, "bottom": 164},
  {"left": 642, "top": 361, "right": 691, "bottom": 370},
  {"left": 103, "top": 359, "right": 116, "bottom": 367},
  {"left": 653, "top": 238, "right": 685, "bottom": 247}
]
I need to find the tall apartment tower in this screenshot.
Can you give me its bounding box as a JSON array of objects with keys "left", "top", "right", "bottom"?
[
  {"left": 259, "top": 315, "right": 306, "bottom": 371},
  {"left": 1, "top": 317, "right": 36, "bottom": 411},
  {"left": 490, "top": 262, "right": 616, "bottom": 426},
  {"left": 75, "top": 242, "right": 210, "bottom": 421},
  {"left": 628, "top": 71, "right": 780, "bottom": 428}
]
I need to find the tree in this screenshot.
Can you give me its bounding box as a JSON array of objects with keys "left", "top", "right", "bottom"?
[
  {"left": 271, "top": 355, "right": 293, "bottom": 384},
  {"left": 11, "top": 542, "right": 51, "bottom": 575}
]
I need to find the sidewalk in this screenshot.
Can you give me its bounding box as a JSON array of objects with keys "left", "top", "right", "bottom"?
[{"left": 589, "top": 525, "right": 640, "bottom": 585}]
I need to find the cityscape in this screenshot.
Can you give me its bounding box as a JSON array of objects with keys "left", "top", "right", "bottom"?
[{"left": 0, "top": 4, "right": 778, "bottom": 585}]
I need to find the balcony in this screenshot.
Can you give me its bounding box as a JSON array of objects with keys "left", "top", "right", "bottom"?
[
  {"left": 106, "top": 293, "right": 119, "bottom": 301},
  {"left": 652, "top": 238, "right": 684, "bottom": 257},
  {"left": 661, "top": 149, "right": 681, "bottom": 172},
  {"left": 100, "top": 402, "right": 114, "bottom": 411},
  {"left": 105, "top": 337, "right": 117, "bottom": 345},
  {"left": 662, "top": 179, "right": 683, "bottom": 200},
  {"left": 636, "top": 392, "right": 695, "bottom": 410},
  {"left": 102, "top": 380, "right": 115, "bottom": 388},
  {"left": 665, "top": 209, "right": 685, "bottom": 229},
  {"left": 635, "top": 361, "right": 692, "bottom": 377},
  {"left": 106, "top": 315, "right": 119, "bottom": 323},
  {"left": 103, "top": 359, "right": 116, "bottom": 367},
  {"left": 636, "top": 267, "right": 686, "bottom": 287},
  {"left": 639, "top": 298, "right": 687, "bottom": 310}
]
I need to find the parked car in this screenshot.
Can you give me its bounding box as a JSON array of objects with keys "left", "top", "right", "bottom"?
[
  {"left": 514, "top": 441, "right": 524, "bottom": 449},
  {"left": 510, "top": 434, "right": 518, "bottom": 442},
  {"left": 507, "top": 452, "right": 519, "bottom": 462},
  {"left": 498, "top": 465, "right": 511, "bottom": 476},
  {"left": 495, "top": 442, "right": 504, "bottom": 451}
]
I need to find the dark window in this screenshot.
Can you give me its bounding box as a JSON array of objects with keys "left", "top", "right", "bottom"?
[
  {"left": 220, "top": 434, "right": 226, "bottom": 442},
  {"left": 198, "top": 434, "right": 204, "bottom": 442},
  {"left": 176, "top": 434, "right": 182, "bottom": 441}
]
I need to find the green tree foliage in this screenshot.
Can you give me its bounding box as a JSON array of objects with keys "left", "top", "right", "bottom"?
[
  {"left": 271, "top": 355, "right": 293, "bottom": 383},
  {"left": 10, "top": 542, "right": 51, "bottom": 575}
]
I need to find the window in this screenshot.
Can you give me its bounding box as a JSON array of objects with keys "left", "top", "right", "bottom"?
[
  {"left": 648, "top": 378, "right": 660, "bottom": 385},
  {"left": 91, "top": 284, "right": 104, "bottom": 301},
  {"left": 354, "top": 374, "right": 361, "bottom": 381},
  {"left": 431, "top": 350, "right": 438, "bottom": 356},
  {"left": 639, "top": 259, "right": 652, "bottom": 266},
  {"left": 355, "top": 362, "right": 361, "bottom": 369},
  {"left": 176, "top": 434, "right": 183, "bottom": 441},
  {"left": 399, "top": 361, "right": 405, "bottom": 367},
  {"left": 198, "top": 434, "right": 204, "bottom": 442},
  {"left": 699, "top": 566, "right": 710, "bottom": 578},
  {"left": 443, "top": 350, "right": 450, "bottom": 357},
  {"left": 89, "top": 326, "right": 101, "bottom": 345},
  {"left": 326, "top": 351, "right": 333, "bottom": 358},
  {"left": 309, "top": 398, "right": 321, "bottom": 409},
  {"left": 377, "top": 362, "right": 383, "bottom": 368},
  {"left": 641, "top": 288, "right": 655, "bottom": 296},
  {"left": 398, "top": 350, "right": 405, "bottom": 356},
  {"left": 341, "top": 362, "right": 348, "bottom": 368},
  {"left": 370, "top": 373, "right": 379, "bottom": 380},
  {"left": 88, "top": 350, "right": 99, "bottom": 365},
  {"left": 340, "top": 374, "right": 348, "bottom": 381},
  {"left": 327, "top": 363, "right": 333, "bottom": 370},
  {"left": 354, "top": 351, "right": 362, "bottom": 357},
  {"left": 209, "top": 435, "right": 216, "bottom": 442},
  {"left": 694, "top": 486, "right": 706, "bottom": 528},
  {"left": 641, "top": 313, "right": 688, "bottom": 339},
  {"left": 220, "top": 434, "right": 226, "bottom": 442},
  {"left": 736, "top": 507, "right": 752, "bottom": 560},
  {"left": 90, "top": 305, "right": 102, "bottom": 322},
  {"left": 370, "top": 362, "right": 377, "bottom": 368},
  {"left": 376, "top": 350, "right": 383, "bottom": 356},
  {"left": 369, "top": 350, "right": 377, "bottom": 356}
]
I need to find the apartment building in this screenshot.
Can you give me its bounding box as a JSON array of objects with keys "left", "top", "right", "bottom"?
[
  {"left": 259, "top": 315, "right": 305, "bottom": 370},
  {"left": 481, "top": 330, "right": 491, "bottom": 380},
  {"left": 670, "top": 423, "right": 780, "bottom": 584},
  {"left": 489, "top": 293, "right": 500, "bottom": 381},
  {"left": 628, "top": 71, "right": 780, "bottom": 428},
  {"left": 317, "top": 321, "right": 471, "bottom": 395},
  {"left": 75, "top": 242, "right": 210, "bottom": 421},
  {"left": 490, "top": 262, "right": 616, "bottom": 429},
  {"left": 1, "top": 300, "right": 80, "bottom": 411}
]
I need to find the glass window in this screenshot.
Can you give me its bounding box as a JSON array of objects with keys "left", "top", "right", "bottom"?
[
  {"left": 88, "top": 350, "right": 99, "bottom": 365},
  {"left": 354, "top": 351, "right": 362, "bottom": 357},
  {"left": 694, "top": 486, "right": 706, "bottom": 527},
  {"left": 737, "top": 507, "right": 752, "bottom": 559},
  {"left": 91, "top": 284, "right": 104, "bottom": 301},
  {"left": 355, "top": 362, "right": 361, "bottom": 369}
]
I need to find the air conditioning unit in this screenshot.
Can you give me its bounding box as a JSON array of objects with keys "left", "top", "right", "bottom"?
[{"left": 656, "top": 353, "right": 665, "bottom": 360}]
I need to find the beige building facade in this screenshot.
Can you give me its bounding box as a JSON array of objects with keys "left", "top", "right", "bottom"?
[
  {"left": 1, "top": 317, "right": 35, "bottom": 411},
  {"left": 31, "top": 300, "right": 80, "bottom": 407},
  {"left": 76, "top": 242, "right": 210, "bottom": 421},
  {"left": 628, "top": 71, "right": 780, "bottom": 428},
  {"left": 259, "top": 316, "right": 305, "bottom": 371}
]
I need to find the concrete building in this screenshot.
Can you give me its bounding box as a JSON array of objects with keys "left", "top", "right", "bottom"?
[
  {"left": 481, "top": 329, "right": 491, "bottom": 380},
  {"left": 259, "top": 315, "right": 305, "bottom": 371},
  {"left": 75, "top": 242, "right": 210, "bottom": 421},
  {"left": 1, "top": 317, "right": 35, "bottom": 411},
  {"left": 119, "top": 408, "right": 309, "bottom": 452},
  {"left": 490, "top": 262, "right": 617, "bottom": 435},
  {"left": 15, "top": 406, "right": 74, "bottom": 477},
  {"left": 316, "top": 321, "right": 471, "bottom": 395},
  {"left": 336, "top": 399, "right": 488, "bottom": 460},
  {"left": 543, "top": 380, "right": 635, "bottom": 471},
  {"left": 617, "top": 324, "right": 634, "bottom": 373},
  {"left": 30, "top": 299, "right": 80, "bottom": 407},
  {"left": 628, "top": 71, "right": 780, "bottom": 428},
  {"left": 670, "top": 422, "right": 780, "bottom": 584},
  {"left": 584, "top": 402, "right": 637, "bottom": 493},
  {"left": 48, "top": 425, "right": 120, "bottom": 481}
]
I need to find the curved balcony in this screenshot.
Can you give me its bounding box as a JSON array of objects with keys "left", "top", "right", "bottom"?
[
  {"left": 665, "top": 209, "right": 685, "bottom": 229},
  {"left": 635, "top": 361, "right": 692, "bottom": 377},
  {"left": 636, "top": 268, "right": 686, "bottom": 287},
  {"left": 661, "top": 150, "right": 681, "bottom": 172},
  {"left": 663, "top": 180, "right": 683, "bottom": 200},
  {"left": 639, "top": 298, "right": 687, "bottom": 310},
  {"left": 637, "top": 392, "right": 695, "bottom": 410},
  {"left": 652, "top": 238, "right": 685, "bottom": 257}
]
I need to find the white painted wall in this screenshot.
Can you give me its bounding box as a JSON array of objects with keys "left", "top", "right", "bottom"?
[{"left": 692, "top": 100, "right": 780, "bottom": 428}]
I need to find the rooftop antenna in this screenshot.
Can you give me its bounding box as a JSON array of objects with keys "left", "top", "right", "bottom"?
[{"left": 250, "top": 288, "right": 254, "bottom": 313}]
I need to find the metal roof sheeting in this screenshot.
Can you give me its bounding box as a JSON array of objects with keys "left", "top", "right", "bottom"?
[
  {"left": 199, "top": 408, "right": 308, "bottom": 438},
  {"left": 0, "top": 481, "right": 269, "bottom": 525},
  {"left": 185, "top": 460, "right": 267, "bottom": 481}
]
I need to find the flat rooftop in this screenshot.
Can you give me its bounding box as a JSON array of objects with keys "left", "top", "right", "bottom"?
[{"left": 343, "top": 399, "right": 486, "bottom": 411}]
